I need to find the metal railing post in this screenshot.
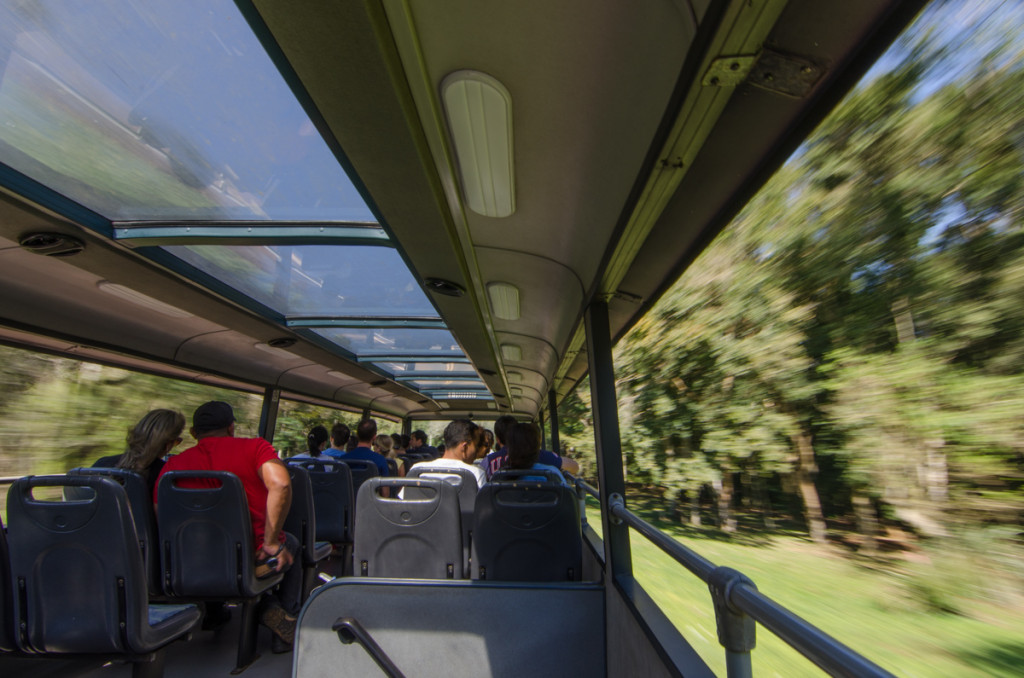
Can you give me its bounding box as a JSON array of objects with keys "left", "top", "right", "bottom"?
[{"left": 708, "top": 567, "right": 757, "bottom": 678}]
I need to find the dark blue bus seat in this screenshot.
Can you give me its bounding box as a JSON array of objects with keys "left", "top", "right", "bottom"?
[
  {"left": 287, "top": 458, "right": 355, "bottom": 576},
  {"left": 66, "top": 466, "right": 162, "bottom": 596},
  {"left": 295, "top": 579, "right": 605, "bottom": 677},
  {"left": 156, "top": 471, "right": 283, "bottom": 673},
  {"left": 353, "top": 478, "right": 462, "bottom": 579},
  {"left": 0, "top": 512, "right": 16, "bottom": 653},
  {"left": 6, "top": 475, "right": 200, "bottom": 675},
  {"left": 490, "top": 468, "right": 566, "bottom": 485},
  {"left": 284, "top": 464, "right": 333, "bottom": 596},
  {"left": 336, "top": 458, "right": 379, "bottom": 499},
  {"left": 472, "top": 482, "right": 582, "bottom": 582},
  {"left": 287, "top": 458, "right": 355, "bottom": 545}
]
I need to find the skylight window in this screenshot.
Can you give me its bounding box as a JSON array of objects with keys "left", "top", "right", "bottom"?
[
  {"left": 0, "top": 0, "right": 374, "bottom": 222},
  {"left": 163, "top": 244, "right": 437, "bottom": 318}
]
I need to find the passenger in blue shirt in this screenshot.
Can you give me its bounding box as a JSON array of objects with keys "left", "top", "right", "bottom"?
[
  {"left": 322, "top": 422, "right": 351, "bottom": 458},
  {"left": 339, "top": 418, "right": 391, "bottom": 476},
  {"left": 409, "top": 429, "right": 440, "bottom": 459}
]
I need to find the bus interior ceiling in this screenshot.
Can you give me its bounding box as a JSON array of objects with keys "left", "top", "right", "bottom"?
[{"left": 0, "top": 1, "right": 927, "bottom": 676}]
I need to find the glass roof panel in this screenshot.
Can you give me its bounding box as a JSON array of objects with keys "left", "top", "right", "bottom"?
[
  {"left": 379, "top": 362, "right": 478, "bottom": 375},
  {"left": 163, "top": 244, "right": 436, "bottom": 317},
  {"left": 0, "top": 0, "right": 372, "bottom": 222},
  {"left": 426, "top": 391, "right": 494, "bottom": 401},
  {"left": 405, "top": 379, "right": 487, "bottom": 390},
  {"left": 312, "top": 328, "right": 464, "bottom": 360}
]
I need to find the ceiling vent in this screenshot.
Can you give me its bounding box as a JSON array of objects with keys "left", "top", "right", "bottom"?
[
  {"left": 267, "top": 337, "right": 296, "bottom": 349},
  {"left": 424, "top": 278, "right": 465, "bottom": 297},
  {"left": 19, "top": 232, "right": 85, "bottom": 257}
]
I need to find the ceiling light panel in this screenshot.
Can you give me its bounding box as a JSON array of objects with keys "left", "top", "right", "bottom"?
[
  {"left": 487, "top": 282, "right": 520, "bottom": 320},
  {"left": 442, "top": 70, "right": 515, "bottom": 218},
  {"left": 500, "top": 343, "right": 522, "bottom": 362}
]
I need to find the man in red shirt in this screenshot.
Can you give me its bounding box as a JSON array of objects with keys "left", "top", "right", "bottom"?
[{"left": 156, "top": 401, "right": 300, "bottom": 651}]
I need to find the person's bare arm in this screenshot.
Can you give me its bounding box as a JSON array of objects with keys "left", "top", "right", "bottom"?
[
  {"left": 560, "top": 456, "right": 580, "bottom": 475},
  {"left": 258, "top": 458, "right": 294, "bottom": 571}
]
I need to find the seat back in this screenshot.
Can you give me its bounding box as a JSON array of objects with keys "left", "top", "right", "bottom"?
[
  {"left": 0, "top": 511, "right": 15, "bottom": 652},
  {"left": 6, "top": 475, "right": 152, "bottom": 653},
  {"left": 157, "top": 470, "right": 281, "bottom": 597},
  {"left": 407, "top": 465, "right": 479, "bottom": 567},
  {"left": 67, "top": 466, "right": 162, "bottom": 596},
  {"left": 353, "top": 478, "right": 462, "bottom": 579},
  {"left": 283, "top": 464, "right": 319, "bottom": 562},
  {"left": 491, "top": 468, "right": 565, "bottom": 485},
  {"left": 288, "top": 458, "right": 354, "bottom": 543},
  {"left": 338, "top": 459, "right": 380, "bottom": 498},
  {"left": 471, "top": 482, "right": 582, "bottom": 582}
]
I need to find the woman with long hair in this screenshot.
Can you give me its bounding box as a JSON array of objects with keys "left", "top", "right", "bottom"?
[
  {"left": 505, "top": 422, "right": 568, "bottom": 485},
  {"left": 92, "top": 408, "right": 186, "bottom": 491}
]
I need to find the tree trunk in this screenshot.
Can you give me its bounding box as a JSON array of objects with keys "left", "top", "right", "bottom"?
[
  {"left": 792, "top": 430, "right": 828, "bottom": 543},
  {"left": 689, "top": 490, "right": 702, "bottom": 526},
  {"left": 891, "top": 295, "right": 916, "bottom": 345},
  {"left": 852, "top": 493, "right": 878, "bottom": 554},
  {"left": 717, "top": 473, "right": 736, "bottom": 532},
  {"left": 755, "top": 474, "right": 775, "bottom": 530}
]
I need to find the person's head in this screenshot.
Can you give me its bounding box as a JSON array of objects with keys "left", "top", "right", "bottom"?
[
  {"left": 442, "top": 419, "right": 480, "bottom": 462},
  {"left": 493, "top": 415, "right": 517, "bottom": 447},
  {"left": 410, "top": 430, "right": 428, "bottom": 449},
  {"left": 331, "top": 422, "right": 350, "bottom": 449},
  {"left": 191, "top": 401, "right": 235, "bottom": 439},
  {"left": 120, "top": 409, "right": 185, "bottom": 473},
  {"left": 345, "top": 434, "right": 359, "bottom": 452},
  {"left": 356, "top": 418, "right": 377, "bottom": 444},
  {"left": 476, "top": 428, "right": 494, "bottom": 461},
  {"left": 307, "top": 425, "right": 329, "bottom": 455},
  {"left": 374, "top": 434, "right": 395, "bottom": 458},
  {"left": 506, "top": 422, "right": 541, "bottom": 470},
  {"left": 399, "top": 433, "right": 411, "bottom": 451}
]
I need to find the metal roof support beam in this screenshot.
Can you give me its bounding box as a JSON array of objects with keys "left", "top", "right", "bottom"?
[
  {"left": 259, "top": 387, "right": 281, "bottom": 443},
  {"left": 548, "top": 389, "right": 561, "bottom": 455},
  {"left": 585, "top": 299, "right": 632, "bottom": 581}
]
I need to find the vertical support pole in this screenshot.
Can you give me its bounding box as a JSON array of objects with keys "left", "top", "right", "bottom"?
[
  {"left": 585, "top": 300, "right": 631, "bottom": 579},
  {"left": 258, "top": 387, "right": 281, "bottom": 444},
  {"left": 548, "top": 389, "right": 561, "bottom": 454},
  {"left": 539, "top": 409, "right": 548, "bottom": 450},
  {"left": 402, "top": 419, "right": 411, "bottom": 436},
  {"left": 361, "top": 407, "right": 371, "bottom": 421}
]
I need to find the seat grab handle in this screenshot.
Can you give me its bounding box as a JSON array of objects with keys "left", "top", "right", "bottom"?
[{"left": 332, "top": 617, "right": 406, "bottom": 678}]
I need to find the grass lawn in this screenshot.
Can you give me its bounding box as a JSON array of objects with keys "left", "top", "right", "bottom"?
[{"left": 587, "top": 499, "right": 1024, "bottom": 677}]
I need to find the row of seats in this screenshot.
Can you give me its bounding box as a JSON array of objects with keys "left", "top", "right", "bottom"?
[
  {"left": 0, "top": 460, "right": 582, "bottom": 675},
  {"left": 288, "top": 458, "right": 583, "bottom": 579},
  {"left": 352, "top": 473, "right": 583, "bottom": 582},
  {"left": 0, "top": 466, "right": 317, "bottom": 674}
]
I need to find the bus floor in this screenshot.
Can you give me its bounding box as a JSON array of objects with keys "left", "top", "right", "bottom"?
[{"left": 0, "top": 607, "right": 293, "bottom": 678}]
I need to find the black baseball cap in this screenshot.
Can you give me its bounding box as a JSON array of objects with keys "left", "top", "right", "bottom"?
[{"left": 193, "top": 401, "right": 235, "bottom": 433}]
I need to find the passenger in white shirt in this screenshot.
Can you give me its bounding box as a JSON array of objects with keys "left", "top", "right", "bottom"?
[{"left": 408, "top": 419, "right": 487, "bottom": 489}]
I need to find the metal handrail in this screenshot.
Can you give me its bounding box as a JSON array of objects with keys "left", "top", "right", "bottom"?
[{"left": 576, "top": 477, "right": 894, "bottom": 678}]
